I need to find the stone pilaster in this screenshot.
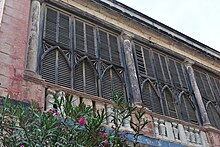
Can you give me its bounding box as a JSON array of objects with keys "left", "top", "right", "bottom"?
[
  {"left": 26, "top": 0, "right": 41, "bottom": 73},
  {"left": 184, "top": 59, "right": 210, "bottom": 125},
  {"left": 122, "top": 32, "right": 142, "bottom": 103}
]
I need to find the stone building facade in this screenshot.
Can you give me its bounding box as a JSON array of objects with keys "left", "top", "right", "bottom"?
[{"left": 0, "top": 0, "right": 220, "bottom": 146}]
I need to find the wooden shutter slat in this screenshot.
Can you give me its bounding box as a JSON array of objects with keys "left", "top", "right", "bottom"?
[
  {"left": 142, "top": 82, "right": 153, "bottom": 110},
  {"left": 194, "top": 71, "right": 207, "bottom": 98},
  {"left": 99, "top": 31, "right": 110, "bottom": 61},
  {"left": 58, "top": 13, "right": 70, "bottom": 48},
  {"left": 154, "top": 53, "right": 163, "bottom": 81},
  {"left": 201, "top": 73, "right": 213, "bottom": 100},
  {"left": 109, "top": 35, "right": 120, "bottom": 65},
  {"left": 75, "top": 20, "right": 85, "bottom": 52},
  {"left": 135, "top": 45, "right": 146, "bottom": 75},
  {"left": 160, "top": 56, "right": 170, "bottom": 83},
  {"left": 164, "top": 89, "right": 177, "bottom": 118},
  {"left": 42, "top": 50, "right": 56, "bottom": 84},
  {"left": 57, "top": 52, "right": 71, "bottom": 88},
  {"left": 85, "top": 61, "right": 97, "bottom": 96},
  {"left": 169, "top": 60, "right": 180, "bottom": 87},
  {"left": 86, "top": 24, "right": 95, "bottom": 56},
  {"left": 180, "top": 96, "right": 189, "bottom": 122},
  {"left": 45, "top": 8, "right": 57, "bottom": 42},
  {"left": 143, "top": 49, "right": 154, "bottom": 78},
  {"left": 102, "top": 70, "right": 111, "bottom": 99},
  {"left": 208, "top": 104, "right": 220, "bottom": 129},
  {"left": 112, "top": 70, "right": 124, "bottom": 97},
  {"left": 74, "top": 62, "right": 84, "bottom": 92},
  {"left": 210, "top": 77, "right": 220, "bottom": 101},
  {"left": 176, "top": 63, "right": 188, "bottom": 89}
]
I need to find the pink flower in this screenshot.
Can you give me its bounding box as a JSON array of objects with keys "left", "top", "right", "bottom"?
[
  {"left": 20, "top": 145, "right": 25, "bottom": 147},
  {"left": 0, "top": 98, "right": 3, "bottom": 102},
  {"left": 101, "top": 133, "right": 108, "bottom": 139},
  {"left": 102, "top": 141, "right": 108, "bottom": 147},
  {"left": 78, "top": 117, "right": 86, "bottom": 126}
]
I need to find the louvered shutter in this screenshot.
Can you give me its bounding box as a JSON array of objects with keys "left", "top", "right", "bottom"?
[
  {"left": 180, "top": 95, "right": 189, "bottom": 122},
  {"left": 169, "top": 60, "right": 180, "bottom": 87},
  {"left": 85, "top": 61, "right": 97, "bottom": 96},
  {"left": 74, "top": 61, "right": 84, "bottom": 92},
  {"left": 45, "top": 8, "right": 57, "bottom": 42},
  {"left": 216, "top": 80, "right": 220, "bottom": 102},
  {"left": 176, "top": 63, "right": 188, "bottom": 89},
  {"left": 154, "top": 53, "right": 163, "bottom": 81},
  {"left": 201, "top": 73, "right": 213, "bottom": 100},
  {"left": 57, "top": 52, "right": 71, "bottom": 88},
  {"left": 102, "top": 69, "right": 112, "bottom": 99},
  {"left": 109, "top": 35, "right": 120, "bottom": 65},
  {"left": 152, "top": 86, "right": 163, "bottom": 115},
  {"left": 207, "top": 104, "right": 220, "bottom": 129},
  {"left": 42, "top": 50, "right": 56, "bottom": 84},
  {"left": 194, "top": 71, "right": 206, "bottom": 98},
  {"left": 164, "top": 89, "right": 177, "bottom": 118},
  {"left": 112, "top": 69, "right": 124, "bottom": 96},
  {"left": 99, "top": 30, "right": 110, "bottom": 61},
  {"left": 75, "top": 20, "right": 85, "bottom": 52},
  {"left": 143, "top": 49, "right": 154, "bottom": 77},
  {"left": 160, "top": 56, "right": 170, "bottom": 83},
  {"left": 58, "top": 13, "right": 70, "bottom": 48},
  {"left": 142, "top": 82, "right": 152, "bottom": 110},
  {"left": 186, "top": 98, "right": 198, "bottom": 124},
  {"left": 86, "top": 24, "right": 95, "bottom": 56},
  {"left": 135, "top": 45, "right": 146, "bottom": 75},
  {"left": 210, "top": 77, "right": 220, "bottom": 101}
]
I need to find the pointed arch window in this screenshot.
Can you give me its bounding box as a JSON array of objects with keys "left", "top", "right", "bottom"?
[
  {"left": 41, "top": 47, "right": 71, "bottom": 88},
  {"left": 74, "top": 57, "right": 98, "bottom": 96},
  {"left": 162, "top": 87, "right": 178, "bottom": 118},
  {"left": 40, "top": 7, "right": 125, "bottom": 99},
  {"left": 179, "top": 92, "right": 198, "bottom": 124},
  {"left": 207, "top": 102, "right": 220, "bottom": 129},
  {"left": 141, "top": 80, "right": 163, "bottom": 115},
  {"left": 101, "top": 66, "right": 124, "bottom": 99}
]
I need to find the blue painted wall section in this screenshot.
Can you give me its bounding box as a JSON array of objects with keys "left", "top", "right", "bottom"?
[{"left": 126, "top": 133, "right": 187, "bottom": 147}]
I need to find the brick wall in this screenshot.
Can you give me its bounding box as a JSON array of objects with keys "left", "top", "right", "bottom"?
[{"left": 0, "top": 0, "right": 45, "bottom": 107}]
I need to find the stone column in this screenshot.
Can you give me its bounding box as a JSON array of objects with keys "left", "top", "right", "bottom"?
[
  {"left": 26, "top": 0, "right": 41, "bottom": 73},
  {"left": 184, "top": 59, "right": 210, "bottom": 125},
  {"left": 122, "top": 32, "right": 142, "bottom": 103}
]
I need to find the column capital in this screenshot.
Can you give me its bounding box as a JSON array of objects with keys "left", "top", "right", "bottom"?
[
  {"left": 184, "top": 58, "right": 195, "bottom": 67},
  {"left": 121, "top": 31, "right": 134, "bottom": 41}
]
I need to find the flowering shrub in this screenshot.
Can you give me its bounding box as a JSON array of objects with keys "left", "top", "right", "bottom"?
[{"left": 0, "top": 93, "right": 148, "bottom": 147}]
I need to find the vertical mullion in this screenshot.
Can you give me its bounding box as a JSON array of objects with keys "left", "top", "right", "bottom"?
[
  {"left": 107, "top": 33, "right": 111, "bottom": 63},
  {"left": 84, "top": 23, "right": 87, "bottom": 53},
  {"left": 70, "top": 17, "right": 74, "bottom": 89},
  {"left": 141, "top": 47, "right": 147, "bottom": 75},
  {"left": 83, "top": 61, "right": 86, "bottom": 92},
  {"left": 55, "top": 50, "right": 59, "bottom": 84},
  {"left": 72, "top": 18, "right": 77, "bottom": 89},
  {"left": 96, "top": 28, "right": 102, "bottom": 97}
]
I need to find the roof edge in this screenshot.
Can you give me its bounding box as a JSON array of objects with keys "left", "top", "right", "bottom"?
[{"left": 94, "top": 0, "right": 220, "bottom": 59}]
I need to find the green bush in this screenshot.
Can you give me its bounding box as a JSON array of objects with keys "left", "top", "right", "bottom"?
[{"left": 0, "top": 93, "right": 148, "bottom": 147}]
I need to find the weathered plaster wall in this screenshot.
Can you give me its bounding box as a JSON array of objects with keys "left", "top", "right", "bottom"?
[
  {"left": 60, "top": 0, "right": 220, "bottom": 73},
  {"left": 0, "top": 0, "right": 44, "bottom": 107}
]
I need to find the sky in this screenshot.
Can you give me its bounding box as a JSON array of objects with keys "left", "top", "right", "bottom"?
[{"left": 117, "top": 0, "right": 220, "bottom": 52}]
